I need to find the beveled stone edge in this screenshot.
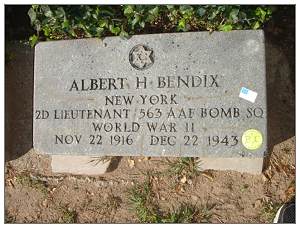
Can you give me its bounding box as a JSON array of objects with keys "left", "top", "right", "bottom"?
[
  {"left": 51, "top": 155, "right": 111, "bottom": 175},
  {"left": 198, "top": 157, "right": 264, "bottom": 174}
]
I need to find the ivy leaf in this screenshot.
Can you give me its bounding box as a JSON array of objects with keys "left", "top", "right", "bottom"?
[
  {"left": 166, "top": 5, "right": 174, "bottom": 10},
  {"left": 29, "top": 34, "right": 38, "bottom": 47},
  {"left": 208, "top": 10, "right": 218, "bottom": 20},
  {"left": 41, "top": 5, "right": 52, "bottom": 18},
  {"left": 217, "top": 5, "right": 226, "bottom": 12},
  {"left": 55, "top": 7, "right": 66, "bottom": 18},
  {"left": 139, "top": 21, "right": 145, "bottom": 28},
  {"left": 42, "top": 27, "right": 51, "bottom": 36},
  {"left": 229, "top": 8, "right": 239, "bottom": 22},
  {"left": 179, "top": 5, "right": 193, "bottom": 15},
  {"left": 146, "top": 6, "right": 159, "bottom": 22},
  {"left": 177, "top": 18, "right": 186, "bottom": 31},
  {"left": 131, "top": 14, "right": 141, "bottom": 29},
  {"left": 119, "top": 28, "right": 129, "bottom": 39},
  {"left": 124, "top": 5, "right": 134, "bottom": 16},
  {"left": 98, "top": 19, "right": 108, "bottom": 28},
  {"left": 197, "top": 7, "right": 206, "bottom": 17},
  {"left": 62, "top": 20, "right": 69, "bottom": 29},
  {"left": 68, "top": 28, "right": 77, "bottom": 37},
  {"left": 219, "top": 23, "right": 233, "bottom": 32},
  {"left": 255, "top": 7, "right": 267, "bottom": 21},
  {"left": 149, "top": 6, "right": 159, "bottom": 17},
  {"left": 27, "top": 8, "right": 36, "bottom": 24},
  {"left": 109, "top": 25, "right": 120, "bottom": 35},
  {"left": 99, "top": 8, "right": 115, "bottom": 17},
  {"left": 252, "top": 21, "right": 260, "bottom": 29},
  {"left": 95, "top": 27, "right": 104, "bottom": 37}
]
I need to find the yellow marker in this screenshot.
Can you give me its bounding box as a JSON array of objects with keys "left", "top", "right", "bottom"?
[{"left": 242, "top": 129, "right": 263, "bottom": 150}]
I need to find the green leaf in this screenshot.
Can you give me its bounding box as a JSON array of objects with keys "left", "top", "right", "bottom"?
[
  {"left": 41, "top": 5, "right": 52, "bottom": 17},
  {"left": 119, "top": 29, "right": 129, "bottom": 39},
  {"left": 219, "top": 23, "right": 233, "bottom": 32},
  {"left": 217, "top": 5, "right": 226, "bottom": 12},
  {"left": 99, "top": 8, "right": 114, "bottom": 17},
  {"left": 124, "top": 5, "right": 134, "bottom": 16},
  {"left": 177, "top": 18, "right": 186, "bottom": 31},
  {"left": 62, "top": 20, "right": 69, "bottom": 29},
  {"left": 95, "top": 27, "right": 104, "bottom": 37},
  {"left": 252, "top": 21, "right": 260, "bottom": 29},
  {"left": 42, "top": 27, "right": 51, "bottom": 36},
  {"left": 208, "top": 10, "right": 218, "bottom": 20},
  {"left": 98, "top": 19, "right": 108, "bottom": 28},
  {"left": 139, "top": 20, "right": 145, "bottom": 28},
  {"left": 166, "top": 5, "right": 174, "bottom": 10},
  {"left": 197, "top": 7, "right": 206, "bottom": 17},
  {"left": 109, "top": 25, "right": 121, "bottom": 35},
  {"left": 131, "top": 15, "right": 141, "bottom": 28},
  {"left": 29, "top": 34, "right": 38, "bottom": 48},
  {"left": 229, "top": 8, "right": 239, "bottom": 22},
  {"left": 27, "top": 8, "right": 36, "bottom": 24},
  {"left": 55, "top": 7, "right": 65, "bottom": 18},
  {"left": 31, "top": 4, "right": 39, "bottom": 10},
  {"left": 68, "top": 28, "right": 77, "bottom": 37},
  {"left": 255, "top": 7, "right": 267, "bottom": 21},
  {"left": 179, "top": 5, "right": 193, "bottom": 15},
  {"left": 149, "top": 6, "right": 159, "bottom": 17}
]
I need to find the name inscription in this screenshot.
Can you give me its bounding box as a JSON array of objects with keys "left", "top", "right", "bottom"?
[{"left": 68, "top": 75, "right": 219, "bottom": 91}]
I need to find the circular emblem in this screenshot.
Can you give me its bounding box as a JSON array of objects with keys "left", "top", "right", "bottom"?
[
  {"left": 242, "top": 129, "right": 263, "bottom": 150},
  {"left": 129, "top": 44, "right": 154, "bottom": 70}
]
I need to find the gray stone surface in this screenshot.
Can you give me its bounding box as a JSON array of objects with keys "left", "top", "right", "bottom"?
[
  {"left": 199, "top": 157, "right": 264, "bottom": 174},
  {"left": 34, "top": 30, "right": 267, "bottom": 159},
  {"left": 51, "top": 155, "right": 111, "bottom": 175}
]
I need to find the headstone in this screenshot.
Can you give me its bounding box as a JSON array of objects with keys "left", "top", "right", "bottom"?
[{"left": 34, "top": 30, "right": 267, "bottom": 174}]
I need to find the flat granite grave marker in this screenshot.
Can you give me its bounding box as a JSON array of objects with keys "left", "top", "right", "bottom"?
[{"left": 34, "top": 30, "right": 267, "bottom": 174}]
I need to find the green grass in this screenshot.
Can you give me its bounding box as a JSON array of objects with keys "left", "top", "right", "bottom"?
[
  {"left": 60, "top": 207, "right": 77, "bottom": 223},
  {"left": 128, "top": 175, "right": 212, "bottom": 223},
  {"left": 239, "top": 184, "right": 250, "bottom": 193},
  {"left": 129, "top": 177, "right": 159, "bottom": 223},
  {"left": 103, "top": 193, "right": 122, "bottom": 212},
  {"left": 16, "top": 174, "right": 48, "bottom": 196},
  {"left": 88, "top": 156, "right": 112, "bottom": 166},
  {"left": 162, "top": 204, "right": 211, "bottom": 223},
  {"left": 166, "top": 157, "right": 201, "bottom": 179},
  {"left": 5, "top": 211, "right": 16, "bottom": 224},
  {"left": 260, "top": 200, "right": 281, "bottom": 223}
]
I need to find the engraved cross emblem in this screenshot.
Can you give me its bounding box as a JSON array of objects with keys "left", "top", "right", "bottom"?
[{"left": 129, "top": 44, "right": 154, "bottom": 70}]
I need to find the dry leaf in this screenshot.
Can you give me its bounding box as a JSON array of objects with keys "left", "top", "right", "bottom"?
[
  {"left": 42, "top": 199, "right": 48, "bottom": 207},
  {"left": 254, "top": 199, "right": 262, "bottom": 209},
  {"left": 201, "top": 172, "right": 214, "bottom": 181},
  {"left": 180, "top": 175, "right": 187, "bottom": 184},
  {"left": 128, "top": 159, "right": 135, "bottom": 168},
  {"left": 180, "top": 186, "right": 185, "bottom": 193}
]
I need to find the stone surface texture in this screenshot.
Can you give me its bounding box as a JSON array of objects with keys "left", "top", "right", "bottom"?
[
  {"left": 198, "top": 157, "right": 264, "bottom": 174},
  {"left": 34, "top": 30, "right": 267, "bottom": 159},
  {"left": 51, "top": 155, "right": 111, "bottom": 175}
]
